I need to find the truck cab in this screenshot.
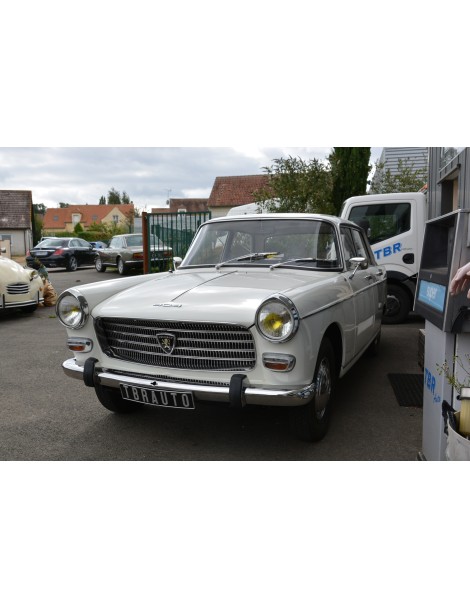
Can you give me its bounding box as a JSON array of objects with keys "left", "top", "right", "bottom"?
[{"left": 341, "top": 192, "right": 427, "bottom": 323}]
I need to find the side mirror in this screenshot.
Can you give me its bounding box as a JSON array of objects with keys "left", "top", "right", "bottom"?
[
  {"left": 173, "top": 257, "right": 183, "bottom": 270},
  {"left": 348, "top": 256, "right": 368, "bottom": 279}
]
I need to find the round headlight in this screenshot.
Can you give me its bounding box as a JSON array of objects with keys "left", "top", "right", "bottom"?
[
  {"left": 56, "top": 291, "right": 89, "bottom": 329},
  {"left": 256, "top": 296, "right": 299, "bottom": 342}
]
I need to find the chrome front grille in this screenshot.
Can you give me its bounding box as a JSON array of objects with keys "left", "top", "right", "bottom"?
[
  {"left": 95, "top": 318, "right": 256, "bottom": 371},
  {"left": 7, "top": 283, "right": 29, "bottom": 295}
]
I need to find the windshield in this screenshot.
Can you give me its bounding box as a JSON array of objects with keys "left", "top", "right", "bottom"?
[{"left": 182, "top": 218, "right": 340, "bottom": 270}]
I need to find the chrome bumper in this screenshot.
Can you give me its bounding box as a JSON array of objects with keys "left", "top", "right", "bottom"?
[{"left": 62, "top": 358, "right": 315, "bottom": 407}]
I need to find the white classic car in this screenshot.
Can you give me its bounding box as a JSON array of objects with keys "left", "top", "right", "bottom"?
[
  {"left": 56, "top": 214, "right": 387, "bottom": 441},
  {"left": 0, "top": 250, "right": 44, "bottom": 313}
]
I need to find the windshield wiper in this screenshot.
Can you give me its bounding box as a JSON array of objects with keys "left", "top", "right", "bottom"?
[
  {"left": 269, "top": 257, "right": 318, "bottom": 270},
  {"left": 215, "top": 252, "right": 280, "bottom": 270}
]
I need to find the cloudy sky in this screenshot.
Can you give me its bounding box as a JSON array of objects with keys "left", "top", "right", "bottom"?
[{"left": 0, "top": 147, "right": 383, "bottom": 211}]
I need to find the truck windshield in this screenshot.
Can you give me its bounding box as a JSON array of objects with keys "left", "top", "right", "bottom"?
[{"left": 181, "top": 218, "right": 340, "bottom": 270}]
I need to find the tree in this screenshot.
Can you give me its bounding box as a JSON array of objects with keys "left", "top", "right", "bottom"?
[
  {"left": 253, "top": 156, "right": 334, "bottom": 214},
  {"left": 328, "top": 148, "right": 371, "bottom": 214},
  {"left": 369, "top": 158, "right": 427, "bottom": 194},
  {"left": 107, "top": 188, "right": 121, "bottom": 205},
  {"left": 33, "top": 203, "right": 47, "bottom": 215},
  {"left": 122, "top": 191, "right": 131, "bottom": 205},
  {"left": 99, "top": 195, "right": 106, "bottom": 205},
  {"left": 59, "top": 202, "right": 70, "bottom": 208}
]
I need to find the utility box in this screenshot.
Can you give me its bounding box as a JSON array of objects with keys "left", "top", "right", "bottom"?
[{"left": 415, "top": 210, "right": 470, "bottom": 460}]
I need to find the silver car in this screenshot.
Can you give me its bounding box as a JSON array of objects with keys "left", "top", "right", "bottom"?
[{"left": 94, "top": 233, "right": 172, "bottom": 275}]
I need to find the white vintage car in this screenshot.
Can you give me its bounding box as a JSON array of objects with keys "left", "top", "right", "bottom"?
[
  {"left": 0, "top": 250, "right": 44, "bottom": 313},
  {"left": 56, "top": 214, "right": 387, "bottom": 441}
]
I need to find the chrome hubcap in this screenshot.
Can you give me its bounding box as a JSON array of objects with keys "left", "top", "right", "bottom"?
[{"left": 314, "top": 357, "right": 331, "bottom": 420}]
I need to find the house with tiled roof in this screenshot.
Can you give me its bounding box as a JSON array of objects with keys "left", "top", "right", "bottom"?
[
  {"left": 0, "top": 190, "right": 34, "bottom": 256},
  {"left": 169, "top": 198, "right": 209, "bottom": 213},
  {"left": 42, "top": 204, "right": 135, "bottom": 235},
  {"left": 207, "top": 175, "right": 269, "bottom": 217},
  {"left": 151, "top": 199, "right": 209, "bottom": 214}
]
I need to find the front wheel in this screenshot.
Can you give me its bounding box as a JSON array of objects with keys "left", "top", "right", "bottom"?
[
  {"left": 289, "top": 337, "right": 335, "bottom": 442},
  {"left": 95, "top": 256, "right": 106, "bottom": 272},
  {"left": 22, "top": 304, "right": 38, "bottom": 313},
  {"left": 383, "top": 284, "right": 411, "bottom": 325},
  {"left": 94, "top": 384, "right": 141, "bottom": 414},
  {"left": 66, "top": 255, "right": 78, "bottom": 272}
]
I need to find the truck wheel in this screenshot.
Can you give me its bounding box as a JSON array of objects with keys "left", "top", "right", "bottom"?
[
  {"left": 94, "top": 384, "right": 141, "bottom": 414},
  {"left": 383, "top": 284, "right": 410, "bottom": 325},
  {"left": 95, "top": 256, "right": 106, "bottom": 272},
  {"left": 289, "top": 337, "right": 335, "bottom": 442}
]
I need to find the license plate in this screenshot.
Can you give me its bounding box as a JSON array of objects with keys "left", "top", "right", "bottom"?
[{"left": 120, "top": 383, "right": 195, "bottom": 410}]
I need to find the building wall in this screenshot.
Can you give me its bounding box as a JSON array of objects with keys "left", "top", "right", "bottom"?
[
  {"left": 371, "top": 147, "right": 428, "bottom": 191},
  {"left": 0, "top": 228, "right": 33, "bottom": 256},
  {"left": 208, "top": 206, "right": 231, "bottom": 218},
  {"left": 427, "top": 148, "right": 470, "bottom": 219}
]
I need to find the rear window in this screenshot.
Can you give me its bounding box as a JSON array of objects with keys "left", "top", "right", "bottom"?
[{"left": 38, "top": 239, "right": 68, "bottom": 247}]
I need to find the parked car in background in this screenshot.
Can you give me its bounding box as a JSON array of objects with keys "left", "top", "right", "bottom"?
[
  {"left": 1, "top": 248, "right": 44, "bottom": 313},
  {"left": 26, "top": 237, "right": 96, "bottom": 272},
  {"left": 90, "top": 241, "right": 108, "bottom": 250},
  {"left": 57, "top": 214, "right": 386, "bottom": 442},
  {"left": 94, "top": 233, "right": 173, "bottom": 275}
]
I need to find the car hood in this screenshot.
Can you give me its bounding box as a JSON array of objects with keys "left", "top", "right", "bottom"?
[
  {"left": 91, "top": 268, "right": 342, "bottom": 324},
  {"left": 0, "top": 257, "right": 37, "bottom": 284}
]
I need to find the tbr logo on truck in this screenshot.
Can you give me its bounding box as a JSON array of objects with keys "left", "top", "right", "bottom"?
[{"left": 373, "top": 242, "right": 402, "bottom": 260}]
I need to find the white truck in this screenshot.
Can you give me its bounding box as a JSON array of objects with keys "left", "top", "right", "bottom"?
[
  {"left": 227, "top": 191, "right": 427, "bottom": 324},
  {"left": 340, "top": 192, "right": 426, "bottom": 324}
]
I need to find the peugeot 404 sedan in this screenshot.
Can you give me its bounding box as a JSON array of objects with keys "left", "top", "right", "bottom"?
[{"left": 56, "top": 214, "right": 386, "bottom": 441}]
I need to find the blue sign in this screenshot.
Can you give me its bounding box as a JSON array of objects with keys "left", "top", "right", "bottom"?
[{"left": 417, "top": 280, "right": 446, "bottom": 312}]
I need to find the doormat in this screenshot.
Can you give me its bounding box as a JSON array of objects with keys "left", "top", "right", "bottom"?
[{"left": 388, "top": 373, "right": 423, "bottom": 408}]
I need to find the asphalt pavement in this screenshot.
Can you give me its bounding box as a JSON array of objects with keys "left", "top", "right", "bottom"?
[{"left": 0, "top": 264, "right": 424, "bottom": 460}]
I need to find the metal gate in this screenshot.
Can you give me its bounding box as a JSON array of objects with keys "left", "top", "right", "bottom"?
[{"left": 143, "top": 211, "right": 211, "bottom": 273}]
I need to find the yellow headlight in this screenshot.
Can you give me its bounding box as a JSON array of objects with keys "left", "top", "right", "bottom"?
[{"left": 256, "top": 297, "right": 299, "bottom": 342}]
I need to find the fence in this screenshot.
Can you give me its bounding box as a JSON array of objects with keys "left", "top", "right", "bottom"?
[{"left": 143, "top": 211, "right": 212, "bottom": 273}]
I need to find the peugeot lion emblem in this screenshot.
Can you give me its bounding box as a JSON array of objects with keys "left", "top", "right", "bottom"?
[{"left": 157, "top": 333, "right": 176, "bottom": 355}]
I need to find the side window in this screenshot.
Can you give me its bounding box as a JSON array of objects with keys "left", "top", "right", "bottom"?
[
  {"left": 340, "top": 227, "right": 356, "bottom": 264},
  {"left": 70, "top": 239, "right": 79, "bottom": 247},
  {"left": 348, "top": 203, "right": 411, "bottom": 245},
  {"left": 110, "top": 237, "right": 121, "bottom": 248},
  {"left": 350, "top": 229, "right": 370, "bottom": 261}
]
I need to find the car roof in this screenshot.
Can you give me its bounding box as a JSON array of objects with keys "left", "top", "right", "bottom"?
[{"left": 204, "top": 213, "right": 357, "bottom": 229}]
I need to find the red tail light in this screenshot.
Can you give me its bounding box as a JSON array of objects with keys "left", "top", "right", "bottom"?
[{"left": 54, "top": 248, "right": 65, "bottom": 255}]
